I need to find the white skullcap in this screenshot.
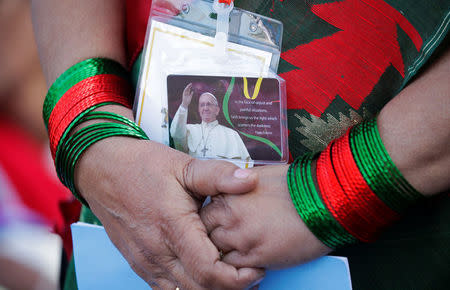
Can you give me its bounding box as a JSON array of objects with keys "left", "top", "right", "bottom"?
[{"left": 200, "top": 92, "right": 218, "bottom": 106}]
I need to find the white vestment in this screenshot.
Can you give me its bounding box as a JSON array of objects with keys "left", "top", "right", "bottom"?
[{"left": 170, "top": 106, "right": 251, "bottom": 162}]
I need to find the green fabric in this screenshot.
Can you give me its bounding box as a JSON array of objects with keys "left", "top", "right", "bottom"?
[
  {"left": 234, "top": 0, "right": 450, "bottom": 158},
  {"left": 335, "top": 195, "right": 450, "bottom": 290},
  {"left": 79, "top": 205, "right": 102, "bottom": 225},
  {"left": 63, "top": 256, "right": 78, "bottom": 290},
  {"left": 131, "top": 52, "right": 143, "bottom": 89}
]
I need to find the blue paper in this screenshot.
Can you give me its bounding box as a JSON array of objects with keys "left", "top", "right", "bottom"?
[{"left": 72, "top": 222, "right": 352, "bottom": 290}]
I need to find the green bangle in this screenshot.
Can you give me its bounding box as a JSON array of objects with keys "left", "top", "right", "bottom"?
[
  {"left": 55, "top": 111, "right": 149, "bottom": 206},
  {"left": 67, "top": 127, "right": 145, "bottom": 201},
  {"left": 82, "top": 111, "right": 147, "bottom": 136},
  {"left": 54, "top": 102, "right": 120, "bottom": 160},
  {"left": 57, "top": 122, "right": 139, "bottom": 183},
  {"left": 365, "top": 119, "right": 420, "bottom": 197},
  {"left": 43, "top": 58, "right": 129, "bottom": 128},
  {"left": 59, "top": 125, "right": 147, "bottom": 206},
  {"left": 349, "top": 118, "right": 423, "bottom": 213},
  {"left": 287, "top": 153, "right": 358, "bottom": 249}
]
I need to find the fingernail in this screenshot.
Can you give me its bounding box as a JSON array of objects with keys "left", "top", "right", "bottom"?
[{"left": 234, "top": 169, "right": 251, "bottom": 179}]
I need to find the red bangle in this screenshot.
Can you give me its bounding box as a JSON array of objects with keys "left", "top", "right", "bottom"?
[
  {"left": 48, "top": 74, "right": 132, "bottom": 159},
  {"left": 332, "top": 132, "right": 400, "bottom": 240},
  {"left": 317, "top": 141, "right": 369, "bottom": 240},
  {"left": 317, "top": 131, "right": 400, "bottom": 242}
]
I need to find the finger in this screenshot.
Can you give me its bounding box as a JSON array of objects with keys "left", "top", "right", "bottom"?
[
  {"left": 199, "top": 198, "right": 231, "bottom": 233},
  {"left": 201, "top": 207, "right": 256, "bottom": 256},
  {"left": 181, "top": 159, "right": 258, "bottom": 198},
  {"left": 171, "top": 216, "right": 264, "bottom": 289},
  {"left": 209, "top": 227, "right": 236, "bottom": 253},
  {"left": 222, "top": 250, "right": 261, "bottom": 268}
]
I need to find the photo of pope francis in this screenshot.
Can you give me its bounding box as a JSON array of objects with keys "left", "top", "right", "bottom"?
[{"left": 170, "top": 83, "right": 251, "bottom": 161}]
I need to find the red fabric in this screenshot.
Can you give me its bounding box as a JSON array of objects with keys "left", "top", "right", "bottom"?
[
  {"left": 126, "top": 0, "right": 152, "bottom": 69},
  {"left": 125, "top": 0, "right": 189, "bottom": 68},
  {"left": 280, "top": 0, "right": 422, "bottom": 117},
  {"left": 59, "top": 199, "right": 82, "bottom": 256},
  {"left": 0, "top": 117, "right": 79, "bottom": 254}
]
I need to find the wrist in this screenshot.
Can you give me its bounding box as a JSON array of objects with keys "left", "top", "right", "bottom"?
[
  {"left": 74, "top": 136, "right": 143, "bottom": 203},
  {"left": 377, "top": 113, "right": 448, "bottom": 197}
]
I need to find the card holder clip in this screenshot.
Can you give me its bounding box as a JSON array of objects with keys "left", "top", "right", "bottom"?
[{"left": 213, "top": 0, "right": 234, "bottom": 58}]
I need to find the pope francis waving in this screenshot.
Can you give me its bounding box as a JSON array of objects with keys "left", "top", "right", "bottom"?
[{"left": 170, "top": 83, "right": 251, "bottom": 165}]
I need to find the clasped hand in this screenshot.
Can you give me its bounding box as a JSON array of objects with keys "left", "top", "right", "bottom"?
[
  {"left": 75, "top": 137, "right": 264, "bottom": 289},
  {"left": 200, "top": 165, "right": 331, "bottom": 270},
  {"left": 75, "top": 137, "right": 330, "bottom": 289}
]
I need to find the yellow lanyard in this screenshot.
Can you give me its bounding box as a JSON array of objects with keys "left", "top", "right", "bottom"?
[{"left": 243, "top": 77, "right": 263, "bottom": 100}]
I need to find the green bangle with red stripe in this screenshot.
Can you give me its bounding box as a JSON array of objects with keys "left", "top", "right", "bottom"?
[
  {"left": 48, "top": 74, "right": 132, "bottom": 159},
  {"left": 287, "top": 117, "right": 424, "bottom": 249},
  {"left": 43, "top": 58, "right": 128, "bottom": 129},
  {"left": 44, "top": 58, "right": 149, "bottom": 206}
]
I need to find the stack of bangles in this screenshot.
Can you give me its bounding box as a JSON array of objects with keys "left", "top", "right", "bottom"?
[
  {"left": 44, "top": 58, "right": 149, "bottom": 206},
  {"left": 287, "top": 118, "right": 424, "bottom": 249}
]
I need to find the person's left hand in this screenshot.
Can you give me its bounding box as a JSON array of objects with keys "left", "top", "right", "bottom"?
[{"left": 200, "top": 164, "right": 332, "bottom": 269}]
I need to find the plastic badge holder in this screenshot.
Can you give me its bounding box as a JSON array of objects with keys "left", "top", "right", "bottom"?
[
  {"left": 135, "top": 0, "right": 288, "bottom": 166},
  {"left": 151, "top": 0, "right": 283, "bottom": 70}
]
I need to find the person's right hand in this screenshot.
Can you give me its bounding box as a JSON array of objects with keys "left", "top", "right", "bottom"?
[
  {"left": 181, "top": 83, "right": 194, "bottom": 109},
  {"left": 75, "top": 136, "right": 264, "bottom": 289}
]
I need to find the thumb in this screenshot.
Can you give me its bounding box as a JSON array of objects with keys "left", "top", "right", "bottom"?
[{"left": 180, "top": 159, "right": 258, "bottom": 198}]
